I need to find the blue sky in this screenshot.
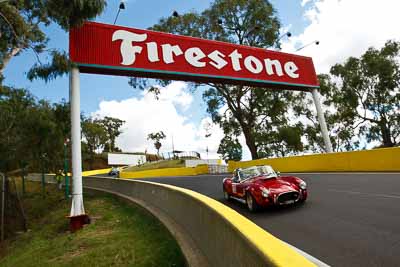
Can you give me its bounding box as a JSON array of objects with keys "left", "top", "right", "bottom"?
[{"left": 4, "top": 0, "right": 399, "bottom": 158}]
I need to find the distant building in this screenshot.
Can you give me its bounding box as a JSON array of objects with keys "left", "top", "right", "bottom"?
[{"left": 108, "top": 153, "right": 146, "bottom": 166}]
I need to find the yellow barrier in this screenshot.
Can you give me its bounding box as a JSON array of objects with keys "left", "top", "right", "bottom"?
[
  {"left": 120, "top": 164, "right": 208, "bottom": 179},
  {"left": 228, "top": 147, "right": 400, "bottom": 172},
  {"left": 155, "top": 181, "right": 314, "bottom": 266},
  {"left": 85, "top": 177, "right": 315, "bottom": 266},
  {"left": 82, "top": 168, "right": 112, "bottom": 176}
]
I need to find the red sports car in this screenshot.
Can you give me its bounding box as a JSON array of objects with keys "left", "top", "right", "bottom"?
[{"left": 223, "top": 165, "right": 307, "bottom": 211}]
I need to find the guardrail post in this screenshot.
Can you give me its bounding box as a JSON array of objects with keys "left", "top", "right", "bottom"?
[{"left": 311, "top": 88, "right": 333, "bottom": 153}]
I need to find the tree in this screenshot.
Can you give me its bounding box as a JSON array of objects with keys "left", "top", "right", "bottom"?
[
  {"left": 147, "top": 131, "right": 166, "bottom": 155},
  {"left": 0, "top": 86, "right": 70, "bottom": 174},
  {"left": 145, "top": 0, "right": 306, "bottom": 159},
  {"left": 319, "top": 41, "right": 400, "bottom": 148},
  {"left": 256, "top": 124, "right": 304, "bottom": 158},
  {"left": 217, "top": 135, "right": 242, "bottom": 162},
  {"left": 99, "top": 116, "right": 125, "bottom": 152},
  {"left": 0, "top": 0, "right": 106, "bottom": 82},
  {"left": 0, "top": 86, "right": 36, "bottom": 173},
  {"left": 82, "top": 118, "right": 107, "bottom": 168}
]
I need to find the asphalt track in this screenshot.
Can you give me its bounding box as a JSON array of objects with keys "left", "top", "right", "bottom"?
[{"left": 128, "top": 173, "right": 400, "bottom": 267}]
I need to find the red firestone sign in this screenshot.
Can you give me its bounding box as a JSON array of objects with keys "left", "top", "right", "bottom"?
[{"left": 70, "top": 22, "right": 319, "bottom": 90}]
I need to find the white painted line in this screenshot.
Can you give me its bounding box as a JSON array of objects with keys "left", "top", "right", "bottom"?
[
  {"left": 284, "top": 241, "right": 331, "bottom": 267},
  {"left": 328, "top": 189, "right": 400, "bottom": 199}
]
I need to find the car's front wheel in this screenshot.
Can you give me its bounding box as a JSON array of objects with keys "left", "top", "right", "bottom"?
[{"left": 246, "top": 192, "right": 259, "bottom": 212}]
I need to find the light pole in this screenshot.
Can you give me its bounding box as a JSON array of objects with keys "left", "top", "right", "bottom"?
[
  {"left": 267, "top": 31, "right": 292, "bottom": 49},
  {"left": 296, "top": 40, "right": 320, "bottom": 52},
  {"left": 113, "top": 1, "right": 126, "bottom": 25},
  {"left": 277, "top": 31, "right": 292, "bottom": 42},
  {"left": 64, "top": 138, "right": 70, "bottom": 199}
]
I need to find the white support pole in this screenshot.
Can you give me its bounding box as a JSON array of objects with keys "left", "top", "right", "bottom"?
[
  {"left": 70, "top": 67, "right": 85, "bottom": 217},
  {"left": 311, "top": 88, "right": 333, "bottom": 153}
]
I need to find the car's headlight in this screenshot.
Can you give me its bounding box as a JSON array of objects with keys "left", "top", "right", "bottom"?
[
  {"left": 299, "top": 181, "right": 307, "bottom": 190},
  {"left": 260, "top": 187, "right": 270, "bottom": 197}
]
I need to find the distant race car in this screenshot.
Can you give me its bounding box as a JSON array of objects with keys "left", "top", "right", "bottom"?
[
  {"left": 222, "top": 165, "right": 307, "bottom": 211},
  {"left": 108, "top": 167, "right": 120, "bottom": 177}
]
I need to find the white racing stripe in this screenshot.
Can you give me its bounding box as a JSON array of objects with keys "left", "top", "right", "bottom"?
[{"left": 328, "top": 189, "right": 400, "bottom": 199}]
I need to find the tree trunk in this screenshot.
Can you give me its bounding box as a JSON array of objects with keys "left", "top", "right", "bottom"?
[
  {"left": 380, "top": 122, "right": 394, "bottom": 147},
  {"left": 0, "top": 47, "right": 22, "bottom": 74},
  {"left": 242, "top": 127, "right": 258, "bottom": 159}
]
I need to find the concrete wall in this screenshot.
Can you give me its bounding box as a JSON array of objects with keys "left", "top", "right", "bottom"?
[
  {"left": 83, "top": 177, "right": 313, "bottom": 267},
  {"left": 228, "top": 147, "right": 400, "bottom": 172},
  {"left": 120, "top": 165, "right": 209, "bottom": 179},
  {"left": 108, "top": 153, "right": 146, "bottom": 166}
]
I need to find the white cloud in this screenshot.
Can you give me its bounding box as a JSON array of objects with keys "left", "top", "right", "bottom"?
[
  {"left": 282, "top": 0, "right": 400, "bottom": 73},
  {"left": 92, "top": 81, "right": 224, "bottom": 159}
]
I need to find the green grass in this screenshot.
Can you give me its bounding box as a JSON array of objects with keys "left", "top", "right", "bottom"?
[
  {"left": 124, "top": 160, "right": 185, "bottom": 172},
  {"left": 0, "top": 180, "right": 186, "bottom": 267}
]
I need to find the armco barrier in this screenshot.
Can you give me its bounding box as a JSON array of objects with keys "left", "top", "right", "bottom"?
[
  {"left": 228, "top": 147, "right": 400, "bottom": 173},
  {"left": 83, "top": 177, "right": 314, "bottom": 267},
  {"left": 120, "top": 164, "right": 209, "bottom": 179}
]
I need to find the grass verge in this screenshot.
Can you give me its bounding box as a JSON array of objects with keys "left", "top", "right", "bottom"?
[{"left": 0, "top": 180, "right": 186, "bottom": 267}]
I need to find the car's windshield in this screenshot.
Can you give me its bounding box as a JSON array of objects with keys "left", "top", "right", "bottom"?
[
  {"left": 257, "top": 165, "right": 276, "bottom": 177},
  {"left": 238, "top": 165, "right": 276, "bottom": 180}
]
